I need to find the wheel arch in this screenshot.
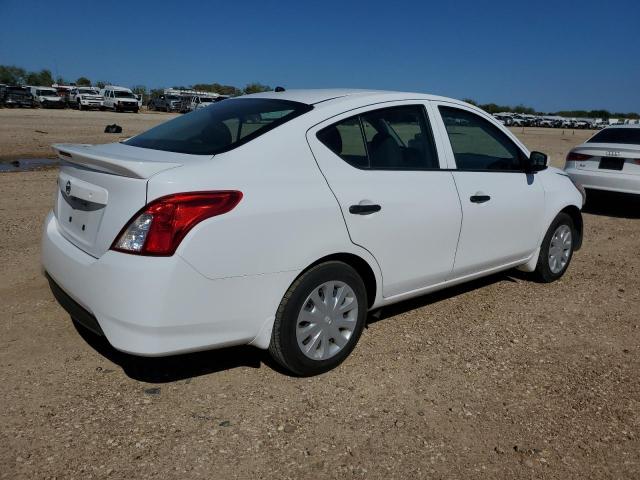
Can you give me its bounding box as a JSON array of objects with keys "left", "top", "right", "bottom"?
[
  {"left": 304, "top": 253, "right": 378, "bottom": 309},
  {"left": 560, "top": 205, "right": 583, "bottom": 250}
]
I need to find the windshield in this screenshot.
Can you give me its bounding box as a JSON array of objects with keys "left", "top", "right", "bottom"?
[
  {"left": 125, "top": 98, "right": 313, "bottom": 155},
  {"left": 79, "top": 88, "right": 98, "bottom": 95},
  {"left": 588, "top": 128, "right": 640, "bottom": 145},
  {"left": 166, "top": 95, "right": 179, "bottom": 100},
  {"left": 37, "top": 89, "right": 57, "bottom": 96},
  {"left": 199, "top": 97, "right": 214, "bottom": 103},
  {"left": 114, "top": 91, "right": 135, "bottom": 98}
]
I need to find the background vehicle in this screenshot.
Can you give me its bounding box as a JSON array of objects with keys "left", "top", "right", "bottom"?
[
  {"left": 42, "top": 90, "right": 584, "bottom": 376},
  {"left": 100, "top": 85, "right": 139, "bottom": 112},
  {"left": 69, "top": 87, "right": 103, "bottom": 110},
  {"left": 1, "top": 86, "right": 34, "bottom": 107},
  {"left": 148, "top": 92, "right": 182, "bottom": 112},
  {"left": 29, "top": 86, "right": 65, "bottom": 108},
  {"left": 565, "top": 125, "right": 640, "bottom": 195}
]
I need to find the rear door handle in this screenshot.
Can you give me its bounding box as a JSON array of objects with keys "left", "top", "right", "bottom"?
[
  {"left": 349, "top": 204, "right": 381, "bottom": 215},
  {"left": 470, "top": 195, "right": 491, "bottom": 203}
]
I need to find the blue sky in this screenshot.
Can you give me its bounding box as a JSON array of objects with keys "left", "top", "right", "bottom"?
[{"left": 1, "top": 0, "right": 638, "bottom": 112}]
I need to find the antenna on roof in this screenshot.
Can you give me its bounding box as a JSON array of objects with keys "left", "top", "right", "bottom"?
[{"left": 274, "top": 86, "right": 285, "bottom": 92}]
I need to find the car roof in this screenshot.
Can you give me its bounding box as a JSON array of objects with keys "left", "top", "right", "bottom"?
[
  {"left": 603, "top": 124, "right": 640, "bottom": 129},
  {"left": 242, "top": 88, "right": 459, "bottom": 106}
]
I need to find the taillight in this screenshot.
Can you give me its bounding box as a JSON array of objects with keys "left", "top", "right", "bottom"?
[
  {"left": 111, "top": 191, "right": 242, "bottom": 256},
  {"left": 566, "top": 152, "right": 593, "bottom": 161}
]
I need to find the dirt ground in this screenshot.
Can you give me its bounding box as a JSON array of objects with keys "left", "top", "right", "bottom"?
[
  {"left": 0, "top": 109, "right": 638, "bottom": 479},
  {"left": 0, "top": 108, "right": 178, "bottom": 161}
]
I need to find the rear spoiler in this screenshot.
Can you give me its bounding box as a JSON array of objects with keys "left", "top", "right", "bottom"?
[{"left": 52, "top": 144, "right": 182, "bottom": 179}]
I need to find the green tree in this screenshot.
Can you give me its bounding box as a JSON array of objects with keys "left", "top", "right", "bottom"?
[
  {"left": 0, "top": 65, "right": 27, "bottom": 84},
  {"left": 76, "top": 76, "right": 91, "bottom": 86},
  {"left": 462, "top": 98, "right": 477, "bottom": 106},
  {"left": 26, "top": 69, "right": 54, "bottom": 86},
  {"left": 95, "top": 80, "right": 109, "bottom": 89},
  {"left": 243, "top": 82, "right": 271, "bottom": 95}
]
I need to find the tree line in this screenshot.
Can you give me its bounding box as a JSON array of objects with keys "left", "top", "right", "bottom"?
[
  {"left": 463, "top": 98, "right": 639, "bottom": 119},
  {"left": 2, "top": 64, "right": 637, "bottom": 118}
]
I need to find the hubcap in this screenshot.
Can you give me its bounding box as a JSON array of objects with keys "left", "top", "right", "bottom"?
[
  {"left": 296, "top": 281, "right": 358, "bottom": 361},
  {"left": 548, "top": 224, "right": 572, "bottom": 274}
]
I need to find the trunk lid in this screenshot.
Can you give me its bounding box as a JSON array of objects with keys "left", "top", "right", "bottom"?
[
  {"left": 52, "top": 142, "right": 205, "bottom": 258},
  {"left": 573, "top": 143, "right": 640, "bottom": 175}
]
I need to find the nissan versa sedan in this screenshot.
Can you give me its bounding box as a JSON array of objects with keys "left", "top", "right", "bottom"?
[
  {"left": 42, "top": 89, "right": 585, "bottom": 376},
  {"left": 564, "top": 125, "right": 640, "bottom": 195}
]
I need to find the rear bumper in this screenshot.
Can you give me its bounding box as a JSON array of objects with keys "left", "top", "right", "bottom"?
[
  {"left": 565, "top": 167, "right": 640, "bottom": 195},
  {"left": 41, "top": 211, "right": 293, "bottom": 356}
]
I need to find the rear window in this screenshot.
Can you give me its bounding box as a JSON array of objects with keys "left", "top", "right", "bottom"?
[
  {"left": 125, "top": 98, "right": 313, "bottom": 155},
  {"left": 587, "top": 128, "right": 640, "bottom": 145}
]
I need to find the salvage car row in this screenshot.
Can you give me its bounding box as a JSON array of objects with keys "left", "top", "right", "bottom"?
[
  {"left": 493, "top": 112, "right": 638, "bottom": 129},
  {"left": 0, "top": 83, "right": 142, "bottom": 112},
  {"left": 0, "top": 84, "right": 227, "bottom": 114}
]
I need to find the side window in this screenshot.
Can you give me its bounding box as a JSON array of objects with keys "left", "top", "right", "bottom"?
[
  {"left": 439, "top": 106, "right": 524, "bottom": 171},
  {"left": 317, "top": 116, "right": 368, "bottom": 168},
  {"left": 360, "top": 106, "right": 438, "bottom": 169},
  {"left": 317, "top": 105, "right": 439, "bottom": 170}
]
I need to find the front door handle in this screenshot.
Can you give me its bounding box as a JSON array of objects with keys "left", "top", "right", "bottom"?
[
  {"left": 349, "top": 204, "right": 381, "bottom": 215},
  {"left": 470, "top": 195, "right": 491, "bottom": 203}
]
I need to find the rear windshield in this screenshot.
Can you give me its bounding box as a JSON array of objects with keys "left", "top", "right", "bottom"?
[
  {"left": 125, "top": 98, "right": 313, "bottom": 155},
  {"left": 588, "top": 128, "right": 640, "bottom": 145}
]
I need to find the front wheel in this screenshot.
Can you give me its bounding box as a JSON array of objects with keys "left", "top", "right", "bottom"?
[
  {"left": 269, "top": 261, "right": 367, "bottom": 376},
  {"left": 534, "top": 212, "right": 575, "bottom": 282}
]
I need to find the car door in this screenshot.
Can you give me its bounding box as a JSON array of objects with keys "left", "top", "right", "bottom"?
[
  {"left": 307, "top": 102, "right": 463, "bottom": 298},
  {"left": 431, "top": 102, "right": 545, "bottom": 277}
]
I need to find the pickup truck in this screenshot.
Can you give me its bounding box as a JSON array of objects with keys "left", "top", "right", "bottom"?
[
  {"left": 69, "top": 87, "right": 104, "bottom": 110},
  {"left": 148, "top": 93, "right": 181, "bottom": 112}
]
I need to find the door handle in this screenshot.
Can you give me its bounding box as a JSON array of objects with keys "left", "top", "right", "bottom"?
[
  {"left": 470, "top": 195, "right": 491, "bottom": 203},
  {"left": 349, "top": 204, "right": 381, "bottom": 215}
]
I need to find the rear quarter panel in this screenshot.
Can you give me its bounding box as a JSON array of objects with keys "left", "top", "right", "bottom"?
[{"left": 146, "top": 123, "right": 383, "bottom": 298}]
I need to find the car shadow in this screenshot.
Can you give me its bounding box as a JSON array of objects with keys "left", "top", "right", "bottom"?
[
  {"left": 368, "top": 270, "right": 522, "bottom": 324},
  {"left": 73, "top": 270, "right": 527, "bottom": 382},
  {"left": 72, "top": 322, "right": 286, "bottom": 383},
  {"left": 583, "top": 189, "right": 640, "bottom": 219}
]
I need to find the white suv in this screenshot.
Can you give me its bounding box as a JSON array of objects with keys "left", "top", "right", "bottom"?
[
  {"left": 100, "top": 85, "right": 139, "bottom": 113},
  {"left": 42, "top": 89, "right": 585, "bottom": 376}
]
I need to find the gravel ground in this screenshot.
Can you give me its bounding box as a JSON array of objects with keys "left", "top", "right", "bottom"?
[{"left": 0, "top": 110, "right": 638, "bottom": 479}]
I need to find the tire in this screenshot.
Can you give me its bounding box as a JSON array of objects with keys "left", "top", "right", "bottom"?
[
  {"left": 534, "top": 212, "right": 575, "bottom": 283},
  {"left": 78, "top": 101, "right": 83, "bottom": 111},
  {"left": 269, "top": 261, "right": 367, "bottom": 376}
]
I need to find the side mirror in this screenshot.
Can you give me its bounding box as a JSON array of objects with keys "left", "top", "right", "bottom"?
[{"left": 526, "top": 151, "right": 548, "bottom": 173}]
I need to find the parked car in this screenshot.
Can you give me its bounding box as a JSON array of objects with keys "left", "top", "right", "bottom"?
[
  {"left": 42, "top": 89, "right": 584, "bottom": 376},
  {"left": 100, "top": 85, "right": 139, "bottom": 113},
  {"left": 1, "top": 86, "right": 34, "bottom": 108},
  {"left": 148, "top": 93, "right": 181, "bottom": 112},
  {"left": 565, "top": 125, "right": 640, "bottom": 195},
  {"left": 29, "top": 86, "right": 66, "bottom": 108},
  {"left": 179, "top": 94, "right": 224, "bottom": 113},
  {"left": 69, "top": 87, "right": 103, "bottom": 110}
]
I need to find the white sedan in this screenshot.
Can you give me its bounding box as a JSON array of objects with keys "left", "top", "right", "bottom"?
[
  {"left": 564, "top": 125, "right": 640, "bottom": 195},
  {"left": 42, "top": 89, "right": 584, "bottom": 376}
]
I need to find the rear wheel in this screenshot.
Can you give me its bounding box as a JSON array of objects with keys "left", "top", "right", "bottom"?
[
  {"left": 269, "top": 261, "right": 367, "bottom": 376},
  {"left": 534, "top": 212, "right": 575, "bottom": 282}
]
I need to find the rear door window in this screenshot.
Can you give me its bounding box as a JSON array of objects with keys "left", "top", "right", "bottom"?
[
  {"left": 125, "top": 98, "right": 313, "bottom": 155},
  {"left": 317, "top": 105, "right": 440, "bottom": 170}
]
